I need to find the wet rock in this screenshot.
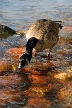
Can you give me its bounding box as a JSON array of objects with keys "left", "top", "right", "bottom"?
[
  {"left": 29, "top": 62, "right": 55, "bottom": 74},
  {"left": 54, "top": 67, "right": 72, "bottom": 81},
  {"left": 0, "top": 60, "right": 12, "bottom": 73},
  {"left": 0, "top": 73, "right": 31, "bottom": 89},
  {"left": 27, "top": 98, "right": 51, "bottom": 108},
  {"left": 20, "top": 67, "right": 41, "bottom": 75},
  {"left": 0, "top": 71, "right": 31, "bottom": 107},
  {"left": 54, "top": 72, "right": 67, "bottom": 80},
  {"left": 6, "top": 47, "right": 26, "bottom": 59},
  {"left": 30, "top": 75, "right": 51, "bottom": 85},
  {"left": 0, "top": 24, "right": 16, "bottom": 38},
  {"left": 0, "top": 88, "right": 28, "bottom": 107},
  {"left": 28, "top": 78, "right": 63, "bottom": 97},
  {"left": 57, "top": 83, "right": 72, "bottom": 108}
]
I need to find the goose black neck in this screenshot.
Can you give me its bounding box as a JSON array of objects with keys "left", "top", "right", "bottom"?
[
  {"left": 26, "top": 37, "right": 38, "bottom": 55},
  {"left": 17, "top": 37, "right": 38, "bottom": 71}
]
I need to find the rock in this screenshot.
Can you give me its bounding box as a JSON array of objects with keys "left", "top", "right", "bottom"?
[
  {"left": 57, "top": 84, "right": 72, "bottom": 108},
  {"left": 0, "top": 88, "right": 28, "bottom": 107},
  {"left": 0, "top": 60, "right": 12, "bottom": 73},
  {"left": 0, "top": 24, "right": 16, "bottom": 38},
  {"left": 27, "top": 98, "right": 51, "bottom": 108},
  {"left": 6, "top": 47, "right": 26, "bottom": 59},
  {"left": 0, "top": 71, "right": 31, "bottom": 107},
  {"left": 0, "top": 73, "right": 31, "bottom": 89},
  {"left": 54, "top": 72, "right": 67, "bottom": 80}
]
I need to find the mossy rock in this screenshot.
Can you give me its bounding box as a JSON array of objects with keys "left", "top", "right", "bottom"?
[{"left": 0, "top": 24, "right": 16, "bottom": 38}]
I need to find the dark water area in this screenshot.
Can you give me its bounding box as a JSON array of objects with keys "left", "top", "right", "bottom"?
[{"left": 0, "top": 0, "right": 72, "bottom": 108}]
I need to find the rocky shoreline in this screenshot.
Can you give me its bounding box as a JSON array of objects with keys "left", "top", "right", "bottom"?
[{"left": 0, "top": 24, "right": 72, "bottom": 108}]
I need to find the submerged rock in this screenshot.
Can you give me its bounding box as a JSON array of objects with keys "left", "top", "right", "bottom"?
[
  {"left": 27, "top": 98, "right": 51, "bottom": 108},
  {"left": 0, "top": 60, "right": 12, "bottom": 73},
  {"left": 0, "top": 88, "right": 28, "bottom": 107},
  {"left": 6, "top": 47, "right": 26, "bottom": 59},
  {"left": 0, "top": 70, "right": 31, "bottom": 107}
]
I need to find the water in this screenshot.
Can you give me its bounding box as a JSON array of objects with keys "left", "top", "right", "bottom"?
[{"left": 0, "top": 0, "right": 72, "bottom": 31}]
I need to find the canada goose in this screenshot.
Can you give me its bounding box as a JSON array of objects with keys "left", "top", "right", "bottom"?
[{"left": 17, "top": 19, "right": 62, "bottom": 71}]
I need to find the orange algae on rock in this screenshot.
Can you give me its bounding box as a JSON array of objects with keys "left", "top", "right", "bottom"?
[
  {"left": 28, "top": 98, "right": 51, "bottom": 108},
  {"left": 0, "top": 100, "right": 6, "bottom": 107},
  {"left": 29, "top": 85, "right": 50, "bottom": 96},
  {"left": 29, "top": 61, "right": 55, "bottom": 75},
  {"left": 19, "top": 61, "right": 55, "bottom": 76},
  {"left": 0, "top": 70, "right": 30, "bottom": 106},
  {"left": 31, "top": 75, "right": 51, "bottom": 85},
  {"left": 54, "top": 72, "right": 67, "bottom": 80},
  {"left": 57, "top": 83, "right": 72, "bottom": 108},
  {"left": 20, "top": 67, "right": 41, "bottom": 75},
  {"left": 6, "top": 47, "right": 26, "bottom": 58},
  {"left": 28, "top": 81, "right": 63, "bottom": 97},
  {"left": 0, "top": 60, "right": 12, "bottom": 72}
]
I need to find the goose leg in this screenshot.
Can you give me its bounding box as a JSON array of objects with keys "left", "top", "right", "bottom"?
[
  {"left": 46, "top": 49, "right": 51, "bottom": 61},
  {"left": 48, "top": 51, "right": 50, "bottom": 60}
]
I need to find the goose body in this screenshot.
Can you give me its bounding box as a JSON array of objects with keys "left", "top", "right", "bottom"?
[
  {"left": 17, "top": 19, "right": 62, "bottom": 71},
  {"left": 26, "top": 19, "right": 62, "bottom": 53}
]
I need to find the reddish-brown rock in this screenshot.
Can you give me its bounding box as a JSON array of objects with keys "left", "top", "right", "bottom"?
[
  {"left": 0, "top": 88, "right": 28, "bottom": 107},
  {"left": 54, "top": 72, "right": 67, "bottom": 80},
  {"left": 0, "top": 60, "right": 12, "bottom": 73},
  {"left": 28, "top": 98, "right": 51, "bottom": 108},
  {"left": 6, "top": 47, "right": 26, "bottom": 59}
]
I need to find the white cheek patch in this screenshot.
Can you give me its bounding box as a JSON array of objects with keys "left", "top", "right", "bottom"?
[{"left": 18, "top": 62, "right": 21, "bottom": 69}]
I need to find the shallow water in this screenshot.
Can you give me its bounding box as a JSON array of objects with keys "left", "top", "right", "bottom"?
[{"left": 0, "top": 0, "right": 72, "bottom": 108}]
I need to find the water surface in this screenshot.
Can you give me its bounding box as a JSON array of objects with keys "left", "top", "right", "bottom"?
[{"left": 0, "top": 0, "right": 72, "bottom": 30}]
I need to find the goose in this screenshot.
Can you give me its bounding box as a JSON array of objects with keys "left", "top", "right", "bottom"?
[{"left": 17, "top": 19, "right": 62, "bottom": 71}]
